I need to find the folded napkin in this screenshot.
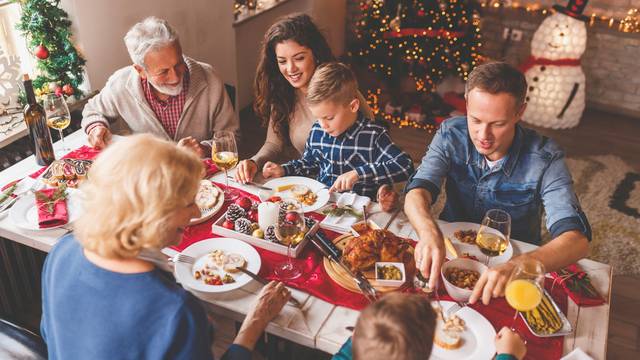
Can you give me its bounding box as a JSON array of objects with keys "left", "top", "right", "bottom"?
[
  {"left": 202, "top": 159, "right": 219, "bottom": 178},
  {"left": 550, "top": 264, "right": 605, "bottom": 307},
  {"left": 35, "top": 188, "right": 69, "bottom": 229},
  {"left": 320, "top": 192, "right": 371, "bottom": 233}
]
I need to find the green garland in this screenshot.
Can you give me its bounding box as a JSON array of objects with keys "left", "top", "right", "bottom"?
[{"left": 13, "top": 0, "right": 86, "bottom": 97}]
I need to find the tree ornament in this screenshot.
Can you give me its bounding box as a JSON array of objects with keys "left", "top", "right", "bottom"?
[
  {"left": 252, "top": 228, "right": 264, "bottom": 239},
  {"left": 62, "top": 84, "right": 74, "bottom": 96},
  {"left": 48, "top": 82, "right": 59, "bottom": 92},
  {"left": 34, "top": 44, "right": 49, "bottom": 59},
  {"left": 234, "top": 196, "right": 253, "bottom": 211},
  {"left": 389, "top": 4, "right": 403, "bottom": 32},
  {"left": 54, "top": 87, "right": 63, "bottom": 97}
]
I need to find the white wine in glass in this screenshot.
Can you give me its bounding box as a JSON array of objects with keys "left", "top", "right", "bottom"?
[
  {"left": 44, "top": 94, "right": 71, "bottom": 155},
  {"left": 475, "top": 209, "right": 511, "bottom": 266},
  {"left": 211, "top": 131, "right": 239, "bottom": 200}
]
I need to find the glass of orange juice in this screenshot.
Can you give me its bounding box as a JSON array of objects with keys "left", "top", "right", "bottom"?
[{"left": 505, "top": 258, "right": 545, "bottom": 331}]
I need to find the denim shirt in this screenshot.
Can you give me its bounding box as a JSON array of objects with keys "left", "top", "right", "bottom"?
[{"left": 406, "top": 117, "right": 591, "bottom": 245}]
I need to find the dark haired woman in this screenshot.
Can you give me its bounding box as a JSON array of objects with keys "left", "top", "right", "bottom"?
[{"left": 235, "top": 13, "right": 374, "bottom": 183}]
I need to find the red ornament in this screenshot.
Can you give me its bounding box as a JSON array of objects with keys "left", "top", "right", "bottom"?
[
  {"left": 235, "top": 197, "right": 253, "bottom": 210},
  {"left": 54, "top": 87, "right": 63, "bottom": 97},
  {"left": 34, "top": 44, "right": 49, "bottom": 60},
  {"left": 62, "top": 84, "right": 74, "bottom": 96},
  {"left": 285, "top": 212, "right": 299, "bottom": 223},
  {"left": 417, "top": 9, "right": 426, "bottom": 16},
  {"left": 247, "top": 209, "right": 258, "bottom": 222},
  {"left": 222, "top": 219, "right": 235, "bottom": 230},
  {"left": 266, "top": 196, "right": 282, "bottom": 203}
]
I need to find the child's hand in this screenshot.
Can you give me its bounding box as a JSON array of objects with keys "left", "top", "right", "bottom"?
[
  {"left": 495, "top": 327, "right": 526, "bottom": 360},
  {"left": 262, "top": 161, "right": 284, "bottom": 179},
  {"left": 329, "top": 170, "right": 359, "bottom": 193}
]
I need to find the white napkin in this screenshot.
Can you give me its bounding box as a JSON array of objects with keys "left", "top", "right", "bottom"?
[{"left": 320, "top": 192, "right": 371, "bottom": 233}]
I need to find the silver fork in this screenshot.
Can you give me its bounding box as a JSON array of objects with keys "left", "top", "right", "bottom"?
[
  {"left": 0, "top": 179, "right": 41, "bottom": 213},
  {"left": 172, "top": 253, "right": 196, "bottom": 264}
]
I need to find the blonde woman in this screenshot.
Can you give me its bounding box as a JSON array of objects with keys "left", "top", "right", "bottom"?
[{"left": 41, "top": 134, "right": 289, "bottom": 360}]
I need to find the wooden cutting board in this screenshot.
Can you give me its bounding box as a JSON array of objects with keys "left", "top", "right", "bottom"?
[{"left": 323, "top": 233, "right": 414, "bottom": 294}]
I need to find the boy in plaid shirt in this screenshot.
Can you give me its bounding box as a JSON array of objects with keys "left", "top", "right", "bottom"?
[{"left": 263, "top": 63, "right": 414, "bottom": 199}]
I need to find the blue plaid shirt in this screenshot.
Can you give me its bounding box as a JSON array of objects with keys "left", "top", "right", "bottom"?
[{"left": 281, "top": 113, "right": 414, "bottom": 199}]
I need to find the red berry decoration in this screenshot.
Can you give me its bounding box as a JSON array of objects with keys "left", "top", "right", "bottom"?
[
  {"left": 222, "top": 219, "right": 235, "bottom": 230},
  {"left": 247, "top": 209, "right": 258, "bottom": 222},
  {"left": 34, "top": 44, "right": 49, "bottom": 60},
  {"left": 62, "top": 84, "right": 74, "bottom": 96},
  {"left": 235, "top": 196, "right": 253, "bottom": 210},
  {"left": 285, "top": 212, "right": 299, "bottom": 223}
]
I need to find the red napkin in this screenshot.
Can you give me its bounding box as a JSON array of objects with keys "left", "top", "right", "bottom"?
[
  {"left": 550, "top": 263, "right": 605, "bottom": 307},
  {"left": 35, "top": 188, "right": 68, "bottom": 228}
]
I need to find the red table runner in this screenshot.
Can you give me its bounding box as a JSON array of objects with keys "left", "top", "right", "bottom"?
[{"left": 173, "top": 184, "right": 567, "bottom": 359}]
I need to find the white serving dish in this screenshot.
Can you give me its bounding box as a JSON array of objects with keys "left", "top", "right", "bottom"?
[
  {"left": 520, "top": 289, "right": 574, "bottom": 338},
  {"left": 211, "top": 215, "right": 319, "bottom": 258},
  {"left": 441, "top": 258, "right": 487, "bottom": 302},
  {"left": 375, "top": 262, "right": 406, "bottom": 287}
]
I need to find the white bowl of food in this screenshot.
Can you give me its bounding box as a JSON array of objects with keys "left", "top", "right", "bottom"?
[
  {"left": 375, "top": 262, "right": 406, "bottom": 287},
  {"left": 441, "top": 258, "right": 486, "bottom": 302}
]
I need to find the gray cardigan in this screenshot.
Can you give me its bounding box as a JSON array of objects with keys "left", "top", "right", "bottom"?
[{"left": 81, "top": 56, "right": 239, "bottom": 142}]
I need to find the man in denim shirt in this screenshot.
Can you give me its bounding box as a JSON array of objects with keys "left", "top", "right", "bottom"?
[{"left": 405, "top": 62, "right": 591, "bottom": 305}]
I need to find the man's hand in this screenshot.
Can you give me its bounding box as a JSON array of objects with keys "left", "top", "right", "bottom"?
[
  {"left": 262, "top": 161, "right": 284, "bottom": 179},
  {"left": 87, "top": 124, "right": 112, "bottom": 149},
  {"left": 235, "top": 159, "right": 258, "bottom": 183},
  {"left": 177, "top": 136, "right": 204, "bottom": 158},
  {"left": 329, "top": 170, "right": 359, "bottom": 193},
  {"left": 414, "top": 236, "right": 446, "bottom": 289},
  {"left": 469, "top": 260, "right": 516, "bottom": 305}
]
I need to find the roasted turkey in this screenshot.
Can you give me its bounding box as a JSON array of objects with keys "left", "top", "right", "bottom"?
[{"left": 342, "top": 229, "right": 416, "bottom": 275}]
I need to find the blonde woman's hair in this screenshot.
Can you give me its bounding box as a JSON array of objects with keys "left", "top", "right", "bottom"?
[
  {"left": 75, "top": 134, "right": 203, "bottom": 258},
  {"left": 352, "top": 293, "right": 436, "bottom": 360},
  {"left": 306, "top": 62, "right": 358, "bottom": 106}
]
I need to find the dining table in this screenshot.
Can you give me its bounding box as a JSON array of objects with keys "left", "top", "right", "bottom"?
[{"left": 0, "top": 129, "right": 612, "bottom": 359}]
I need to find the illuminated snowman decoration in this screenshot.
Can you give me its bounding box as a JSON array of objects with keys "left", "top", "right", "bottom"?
[{"left": 521, "top": 0, "right": 589, "bottom": 129}]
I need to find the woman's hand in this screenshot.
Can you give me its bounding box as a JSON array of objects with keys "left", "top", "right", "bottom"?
[
  {"left": 235, "top": 159, "right": 258, "bottom": 183},
  {"left": 262, "top": 161, "right": 284, "bottom": 179},
  {"left": 233, "top": 281, "right": 290, "bottom": 350}
]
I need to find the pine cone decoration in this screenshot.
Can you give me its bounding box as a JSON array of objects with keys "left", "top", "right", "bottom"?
[
  {"left": 234, "top": 218, "right": 252, "bottom": 235},
  {"left": 225, "top": 204, "right": 246, "bottom": 222},
  {"left": 265, "top": 225, "right": 278, "bottom": 242}
]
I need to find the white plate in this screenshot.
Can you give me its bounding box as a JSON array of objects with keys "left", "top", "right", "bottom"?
[
  {"left": 430, "top": 301, "right": 496, "bottom": 360},
  {"left": 190, "top": 182, "right": 225, "bottom": 225},
  {"left": 9, "top": 188, "right": 82, "bottom": 231},
  {"left": 261, "top": 176, "right": 330, "bottom": 213},
  {"left": 174, "top": 238, "right": 261, "bottom": 293},
  {"left": 438, "top": 222, "right": 513, "bottom": 265}
]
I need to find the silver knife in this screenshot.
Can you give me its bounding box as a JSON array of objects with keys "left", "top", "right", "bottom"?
[
  {"left": 235, "top": 266, "right": 303, "bottom": 308},
  {"left": 226, "top": 176, "right": 273, "bottom": 191},
  {"left": 310, "top": 235, "right": 378, "bottom": 302}
]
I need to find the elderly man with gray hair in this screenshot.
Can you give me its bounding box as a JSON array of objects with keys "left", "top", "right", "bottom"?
[{"left": 81, "top": 16, "right": 238, "bottom": 155}]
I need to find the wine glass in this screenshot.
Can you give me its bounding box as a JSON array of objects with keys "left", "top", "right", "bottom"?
[
  {"left": 43, "top": 94, "right": 71, "bottom": 155},
  {"left": 274, "top": 199, "right": 305, "bottom": 280},
  {"left": 211, "top": 131, "right": 239, "bottom": 200},
  {"left": 505, "top": 258, "right": 545, "bottom": 332},
  {"left": 475, "top": 209, "right": 511, "bottom": 266}
]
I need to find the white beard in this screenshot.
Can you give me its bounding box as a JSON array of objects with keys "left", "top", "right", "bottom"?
[{"left": 148, "top": 77, "right": 183, "bottom": 97}]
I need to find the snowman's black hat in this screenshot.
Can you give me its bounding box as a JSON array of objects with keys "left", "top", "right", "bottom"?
[{"left": 553, "top": 0, "right": 589, "bottom": 22}]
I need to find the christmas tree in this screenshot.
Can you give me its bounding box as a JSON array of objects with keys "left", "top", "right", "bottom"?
[
  {"left": 352, "top": 0, "right": 482, "bottom": 103},
  {"left": 14, "top": 0, "right": 86, "bottom": 98}
]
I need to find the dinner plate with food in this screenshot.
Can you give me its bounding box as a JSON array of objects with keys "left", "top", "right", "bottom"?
[
  {"left": 174, "top": 238, "right": 261, "bottom": 293},
  {"left": 429, "top": 301, "right": 496, "bottom": 359},
  {"left": 190, "top": 180, "right": 224, "bottom": 225},
  {"left": 261, "top": 176, "right": 330, "bottom": 213},
  {"left": 9, "top": 187, "right": 82, "bottom": 231},
  {"left": 438, "top": 222, "right": 513, "bottom": 265}
]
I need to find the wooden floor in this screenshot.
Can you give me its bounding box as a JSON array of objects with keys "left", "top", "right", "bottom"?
[{"left": 239, "top": 106, "right": 640, "bottom": 359}]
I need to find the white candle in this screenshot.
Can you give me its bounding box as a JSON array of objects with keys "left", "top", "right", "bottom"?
[{"left": 258, "top": 202, "right": 279, "bottom": 230}]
